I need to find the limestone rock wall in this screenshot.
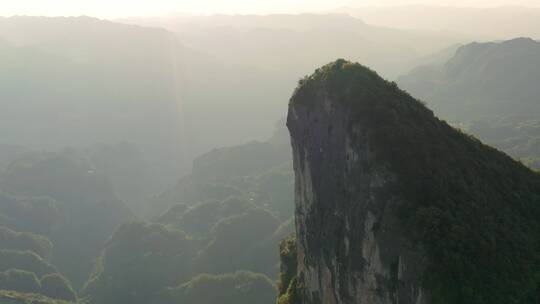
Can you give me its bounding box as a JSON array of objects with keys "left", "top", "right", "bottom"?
[{"left": 287, "top": 86, "right": 428, "bottom": 304}]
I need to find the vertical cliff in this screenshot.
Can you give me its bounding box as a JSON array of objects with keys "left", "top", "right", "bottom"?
[{"left": 281, "top": 60, "right": 540, "bottom": 304}]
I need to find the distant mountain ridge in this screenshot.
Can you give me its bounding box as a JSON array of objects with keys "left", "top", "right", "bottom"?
[
  {"left": 0, "top": 16, "right": 189, "bottom": 186},
  {"left": 335, "top": 5, "right": 540, "bottom": 40},
  {"left": 120, "top": 13, "right": 465, "bottom": 79},
  {"left": 398, "top": 37, "right": 540, "bottom": 121},
  {"left": 0, "top": 16, "right": 295, "bottom": 186}
]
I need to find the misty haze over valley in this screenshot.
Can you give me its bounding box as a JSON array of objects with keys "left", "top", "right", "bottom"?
[{"left": 1, "top": 1, "right": 540, "bottom": 304}]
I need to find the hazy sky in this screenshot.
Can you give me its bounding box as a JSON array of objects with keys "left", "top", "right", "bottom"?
[{"left": 2, "top": 0, "right": 540, "bottom": 18}]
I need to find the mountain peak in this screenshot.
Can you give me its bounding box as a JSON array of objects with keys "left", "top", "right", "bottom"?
[
  {"left": 295, "top": 59, "right": 381, "bottom": 90},
  {"left": 284, "top": 60, "right": 540, "bottom": 304},
  {"left": 292, "top": 59, "right": 429, "bottom": 116},
  {"left": 501, "top": 36, "right": 537, "bottom": 45}
]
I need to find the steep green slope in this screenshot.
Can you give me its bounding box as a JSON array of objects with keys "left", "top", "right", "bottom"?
[{"left": 398, "top": 38, "right": 540, "bottom": 170}]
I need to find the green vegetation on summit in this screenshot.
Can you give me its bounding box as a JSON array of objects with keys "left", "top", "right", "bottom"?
[{"left": 0, "top": 290, "right": 71, "bottom": 304}]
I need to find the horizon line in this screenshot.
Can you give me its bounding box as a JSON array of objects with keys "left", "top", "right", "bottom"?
[{"left": 2, "top": 3, "right": 540, "bottom": 20}]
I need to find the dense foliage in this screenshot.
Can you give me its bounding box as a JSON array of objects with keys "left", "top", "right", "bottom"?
[
  {"left": 83, "top": 202, "right": 288, "bottom": 303},
  {"left": 0, "top": 290, "right": 71, "bottom": 304},
  {"left": 0, "top": 270, "right": 41, "bottom": 294},
  {"left": 155, "top": 271, "right": 276, "bottom": 304},
  {"left": 0, "top": 119, "right": 294, "bottom": 304},
  {"left": 1, "top": 152, "right": 134, "bottom": 287},
  {"left": 82, "top": 222, "right": 201, "bottom": 304},
  {"left": 294, "top": 59, "right": 540, "bottom": 304},
  {"left": 0, "top": 250, "right": 57, "bottom": 278},
  {"left": 198, "top": 207, "right": 280, "bottom": 275},
  {"left": 40, "top": 274, "right": 77, "bottom": 302},
  {"left": 153, "top": 140, "right": 292, "bottom": 219},
  {"left": 0, "top": 270, "right": 76, "bottom": 302},
  {"left": 80, "top": 125, "right": 295, "bottom": 303},
  {"left": 276, "top": 236, "right": 302, "bottom": 304},
  {"left": 0, "top": 192, "right": 63, "bottom": 236},
  {"left": 0, "top": 226, "right": 52, "bottom": 261}
]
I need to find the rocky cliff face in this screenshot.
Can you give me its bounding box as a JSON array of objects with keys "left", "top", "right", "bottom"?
[
  {"left": 286, "top": 61, "right": 428, "bottom": 304},
  {"left": 281, "top": 60, "right": 540, "bottom": 304}
]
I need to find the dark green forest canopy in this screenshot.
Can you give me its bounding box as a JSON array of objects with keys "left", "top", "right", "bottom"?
[
  {"left": 0, "top": 250, "right": 57, "bottom": 278},
  {"left": 82, "top": 201, "right": 287, "bottom": 304},
  {"left": 0, "top": 226, "right": 52, "bottom": 261},
  {"left": 155, "top": 271, "right": 276, "bottom": 304},
  {"left": 290, "top": 59, "right": 540, "bottom": 304},
  {"left": 0, "top": 269, "right": 42, "bottom": 295},
  {"left": 397, "top": 39, "right": 540, "bottom": 170},
  {"left": 0, "top": 120, "right": 293, "bottom": 304},
  {"left": 0, "top": 270, "right": 76, "bottom": 302},
  {"left": 0, "top": 192, "right": 63, "bottom": 236},
  {"left": 82, "top": 221, "right": 201, "bottom": 304},
  {"left": 40, "top": 274, "right": 77, "bottom": 302},
  {"left": 0, "top": 290, "right": 70, "bottom": 304}
]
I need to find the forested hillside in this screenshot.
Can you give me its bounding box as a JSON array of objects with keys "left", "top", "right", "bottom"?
[
  {"left": 0, "top": 119, "right": 294, "bottom": 303},
  {"left": 398, "top": 38, "right": 540, "bottom": 169}
]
